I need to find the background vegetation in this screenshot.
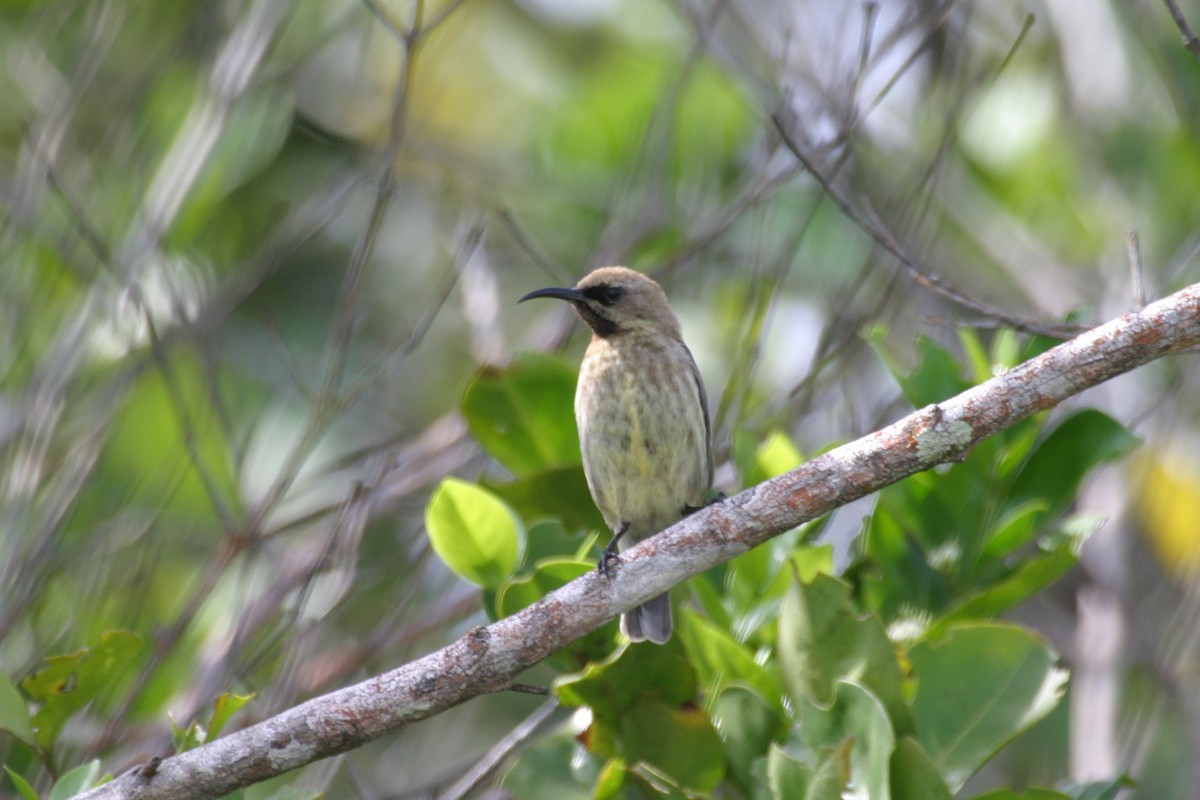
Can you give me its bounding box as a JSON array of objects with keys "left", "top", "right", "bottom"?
[{"left": 1, "top": 0, "right": 1198, "bottom": 797}]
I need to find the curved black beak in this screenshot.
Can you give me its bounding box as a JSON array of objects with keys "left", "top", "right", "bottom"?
[{"left": 518, "top": 286, "right": 586, "bottom": 304}]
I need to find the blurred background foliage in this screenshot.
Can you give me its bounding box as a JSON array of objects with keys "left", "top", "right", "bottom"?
[{"left": 1, "top": 0, "right": 1199, "bottom": 797}]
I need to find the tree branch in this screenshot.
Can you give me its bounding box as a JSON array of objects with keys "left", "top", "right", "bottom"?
[
  {"left": 73, "top": 283, "right": 1200, "bottom": 800},
  {"left": 1163, "top": 0, "right": 1200, "bottom": 57}
]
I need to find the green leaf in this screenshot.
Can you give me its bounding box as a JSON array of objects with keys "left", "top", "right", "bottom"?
[
  {"left": 556, "top": 640, "right": 697, "bottom": 760},
  {"left": 871, "top": 331, "right": 972, "bottom": 408},
  {"left": 207, "top": 692, "right": 256, "bottom": 742},
  {"left": 1056, "top": 777, "right": 1135, "bottom": 800},
  {"left": 23, "top": 631, "right": 142, "bottom": 750},
  {"left": 711, "top": 686, "right": 789, "bottom": 797},
  {"left": 798, "top": 681, "right": 895, "bottom": 800},
  {"left": 778, "top": 573, "right": 911, "bottom": 735},
  {"left": 679, "top": 611, "right": 782, "bottom": 706},
  {"left": 767, "top": 737, "right": 851, "bottom": 800},
  {"left": 48, "top": 760, "right": 101, "bottom": 800},
  {"left": 1006, "top": 410, "right": 1141, "bottom": 522},
  {"left": 483, "top": 465, "right": 607, "bottom": 535},
  {"left": 982, "top": 500, "right": 1050, "bottom": 558},
  {"left": 171, "top": 716, "right": 204, "bottom": 753},
  {"left": 0, "top": 671, "right": 35, "bottom": 747},
  {"left": 957, "top": 328, "right": 991, "bottom": 384},
  {"left": 557, "top": 640, "right": 696, "bottom": 715},
  {"left": 462, "top": 352, "right": 581, "bottom": 475},
  {"left": 496, "top": 558, "right": 593, "bottom": 618},
  {"left": 425, "top": 478, "right": 523, "bottom": 589},
  {"left": 593, "top": 758, "right": 625, "bottom": 800},
  {"left": 890, "top": 737, "right": 954, "bottom": 800},
  {"left": 4, "top": 767, "right": 39, "bottom": 800},
  {"left": 500, "top": 732, "right": 593, "bottom": 800},
  {"left": 928, "top": 547, "right": 1078, "bottom": 637},
  {"left": 909, "top": 623, "right": 1067, "bottom": 791},
  {"left": 745, "top": 430, "right": 804, "bottom": 487},
  {"left": 514, "top": 519, "right": 586, "bottom": 566},
  {"left": 619, "top": 696, "right": 725, "bottom": 793}
]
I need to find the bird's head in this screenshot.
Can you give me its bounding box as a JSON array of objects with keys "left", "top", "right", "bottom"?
[{"left": 518, "top": 266, "right": 681, "bottom": 340}]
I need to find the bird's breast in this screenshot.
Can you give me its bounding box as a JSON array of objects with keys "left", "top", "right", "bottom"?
[{"left": 575, "top": 336, "right": 709, "bottom": 537}]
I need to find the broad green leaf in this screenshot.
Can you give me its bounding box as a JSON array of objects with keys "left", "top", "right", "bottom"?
[
  {"left": 462, "top": 352, "right": 581, "bottom": 475},
  {"left": 767, "top": 737, "right": 851, "bottom": 800},
  {"left": 0, "top": 671, "right": 35, "bottom": 747},
  {"left": 870, "top": 331, "right": 972, "bottom": 408},
  {"left": 890, "top": 737, "right": 954, "bottom": 800},
  {"left": 619, "top": 696, "right": 725, "bottom": 793},
  {"left": 557, "top": 640, "right": 696, "bottom": 714},
  {"left": 723, "top": 541, "right": 832, "bottom": 639},
  {"left": 1006, "top": 410, "right": 1140, "bottom": 521},
  {"left": 990, "top": 329, "right": 1022, "bottom": 372},
  {"left": 790, "top": 545, "right": 834, "bottom": 582},
  {"left": 593, "top": 758, "right": 625, "bottom": 800},
  {"left": 514, "top": 519, "right": 584, "bottom": 566},
  {"left": 500, "top": 733, "right": 593, "bottom": 800},
  {"left": 4, "top": 767, "right": 38, "bottom": 800},
  {"left": 679, "top": 611, "right": 781, "bottom": 706},
  {"left": 496, "top": 558, "right": 594, "bottom": 618},
  {"left": 712, "top": 686, "right": 788, "bottom": 797},
  {"left": 1055, "top": 777, "right": 1135, "bottom": 800},
  {"left": 778, "top": 573, "right": 911, "bottom": 735},
  {"left": 983, "top": 500, "right": 1050, "bottom": 558},
  {"left": 425, "top": 478, "right": 522, "bottom": 589},
  {"left": 556, "top": 640, "right": 697, "bottom": 759},
  {"left": 958, "top": 328, "right": 991, "bottom": 383},
  {"left": 745, "top": 430, "right": 804, "bottom": 487},
  {"left": 927, "top": 548, "right": 1077, "bottom": 637},
  {"left": 910, "top": 623, "right": 1067, "bottom": 791},
  {"left": 484, "top": 465, "right": 606, "bottom": 535},
  {"left": 799, "top": 681, "right": 895, "bottom": 800},
  {"left": 207, "top": 692, "right": 256, "bottom": 742},
  {"left": 23, "top": 631, "right": 142, "bottom": 750},
  {"left": 171, "top": 717, "right": 204, "bottom": 753},
  {"left": 48, "top": 760, "right": 101, "bottom": 800}
]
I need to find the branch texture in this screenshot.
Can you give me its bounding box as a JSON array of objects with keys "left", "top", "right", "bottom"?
[{"left": 75, "top": 283, "right": 1200, "bottom": 800}]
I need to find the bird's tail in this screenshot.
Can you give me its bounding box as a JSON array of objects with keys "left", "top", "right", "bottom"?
[{"left": 621, "top": 592, "right": 672, "bottom": 644}]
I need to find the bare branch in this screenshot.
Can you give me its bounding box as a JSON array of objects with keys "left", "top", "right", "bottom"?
[
  {"left": 72, "top": 282, "right": 1200, "bottom": 800},
  {"left": 771, "top": 110, "right": 1086, "bottom": 338},
  {"left": 1163, "top": 0, "right": 1200, "bottom": 56}
]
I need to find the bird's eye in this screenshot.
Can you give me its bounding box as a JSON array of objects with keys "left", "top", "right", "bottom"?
[{"left": 602, "top": 285, "right": 624, "bottom": 305}]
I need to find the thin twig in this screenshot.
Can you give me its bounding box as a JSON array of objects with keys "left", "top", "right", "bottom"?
[
  {"left": 435, "top": 696, "right": 560, "bottom": 800},
  {"left": 771, "top": 111, "right": 1085, "bottom": 338},
  {"left": 1163, "top": 0, "right": 1200, "bottom": 56}
]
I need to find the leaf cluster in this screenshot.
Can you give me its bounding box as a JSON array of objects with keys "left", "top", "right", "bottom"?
[{"left": 424, "top": 331, "right": 1140, "bottom": 798}]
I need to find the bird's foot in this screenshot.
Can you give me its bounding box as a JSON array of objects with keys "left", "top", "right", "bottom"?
[
  {"left": 598, "top": 522, "right": 630, "bottom": 579},
  {"left": 599, "top": 544, "right": 620, "bottom": 578}
]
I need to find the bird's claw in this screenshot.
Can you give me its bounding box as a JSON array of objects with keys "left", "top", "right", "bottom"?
[{"left": 598, "top": 546, "right": 620, "bottom": 579}]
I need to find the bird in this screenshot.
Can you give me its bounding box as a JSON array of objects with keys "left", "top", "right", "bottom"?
[{"left": 519, "top": 266, "right": 713, "bottom": 644}]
